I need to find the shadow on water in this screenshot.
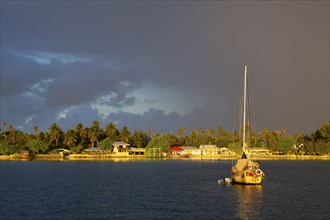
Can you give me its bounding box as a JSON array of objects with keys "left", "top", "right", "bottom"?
[{"left": 232, "top": 184, "right": 263, "bottom": 220}]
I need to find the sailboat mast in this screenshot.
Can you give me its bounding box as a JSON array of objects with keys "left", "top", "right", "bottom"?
[{"left": 242, "top": 64, "right": 247, "bottom": 149}]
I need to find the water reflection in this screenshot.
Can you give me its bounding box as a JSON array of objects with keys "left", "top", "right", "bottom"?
[{"left": 233, "top": 185, "right": 263, "bottom": 220}]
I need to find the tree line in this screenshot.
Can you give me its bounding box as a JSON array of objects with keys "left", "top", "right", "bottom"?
[{"left": 0, "top": 120, "right": 329, "bottom": 156}]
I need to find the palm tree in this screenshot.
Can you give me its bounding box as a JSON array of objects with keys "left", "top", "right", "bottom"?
[
  {"left": 206, "top": 128, "right": 215, "bottom": 137},
  {"left": 2, "top": 121, "right": 7, "bottom": 132},
  {"left": 119, "top": 126, "right": 131, "bottom": 143},
  {"left": 88, "top": 120, "right": 101, "bottom": 148},
  {"left": 131, "top": 130, "right": 147, "bottom": 148},
  {"left": 177, "top": 128, "right": 187, "bottom": 138},
  {"left": 282, "top": 126, "right": 287, "bottom": 137},
  {"left": 33, "top": 126, "right": 39, "bottom": 139},
  {"left": 48, "top": 123, "right": 63, "bottom": 146},
  {"left": 186, "top": 129, "right": 198, "bottom": 147},
  {"left": 64, "top": 129, "right": 77, "bottom": 147},
  {"left": 105, "top": 122, "right": 118, "bottom": 141},
  {"left": 147, "top": 129, "right": 153, "bottom": 139},
  {"left": 33, "top": 126, "right": 39, "bottom": 135},
  {"left": 9, "top": 125, "right": 16, "bottom": 145},
  {"left": 75, "top": 123, "right": 84, "bottom": 133},
  {"left": 259, "top": 128, "right": 271, "bottom": 147},
  {"left": 74, "top": 123, "right": 85, "bottom": 146},
  {"left": 319, "top": 121, "right": 330, "bottom": 142}
]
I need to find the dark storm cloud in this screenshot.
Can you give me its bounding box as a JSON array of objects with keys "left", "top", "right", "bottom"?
[
  {"left": 44, "top": 59, "right": 140, "bottom": 107},
  {"left": 0, "top": 50, "right": 51, "bottom": 97},
  {"left": 1, "top": 1, "right": 329, "bottom": 134},
  {"left": 1, "top": 49, "right": 141, "bottom": 106}
]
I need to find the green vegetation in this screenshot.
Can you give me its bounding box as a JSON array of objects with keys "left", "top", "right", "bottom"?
[
  {"left": 227, "top": 142, "right": 243, "bottom": 155},
  {"left": 99, "top": 138, "right": 113, "bottom": 151},
  {"left": 278, "top": 136, "right": 295, "bottom": 155},
  {"left": 0, "top": 120, "right": 329, "bottom": 156}
]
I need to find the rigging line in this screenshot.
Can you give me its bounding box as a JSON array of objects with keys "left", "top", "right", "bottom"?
[
  {"left": 247, "top": 78, "right": 250, "bottom": 146},
  {"left": 232, "top": 98, "right": 237, "bottom": 137},
  {"left": 248, "top": 68, "right": 257, "bottom": 133},
  {"left": 245, "top": 67, "right": 257, "bottom": 150},
  {"left": 239, "top": 97, "right": 243, "bottom": 141},
  {"left": 232, "top": 73, "right": 244, "bottom": 137},
  {"left": 234, "top": 97, "right": 243, "bottom": 142}
]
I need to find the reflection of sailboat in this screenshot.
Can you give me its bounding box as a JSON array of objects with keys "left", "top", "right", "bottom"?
[
  {"left": 231, "top": 64, "right": 265, "bottom": 185},
  {"left": 233, "top": 185, "right": 263, "bottom": 219}
]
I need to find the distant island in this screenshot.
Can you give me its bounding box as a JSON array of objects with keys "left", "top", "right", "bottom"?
[{"left": 0, "top": 121, "right": 329, "bottom": 160}]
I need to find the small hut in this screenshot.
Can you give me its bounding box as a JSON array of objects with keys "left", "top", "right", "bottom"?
[{"left": 168, "top": 146, "right": 184, "bottom": 156}]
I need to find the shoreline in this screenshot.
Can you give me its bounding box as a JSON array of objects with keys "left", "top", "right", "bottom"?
[{"left": 0, "top": 154, "right": 329, "bottom": 161}]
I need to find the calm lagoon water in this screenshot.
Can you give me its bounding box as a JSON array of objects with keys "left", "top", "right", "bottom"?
[{"left": 0, "top": 160, "right": 329, "bottom": 220}]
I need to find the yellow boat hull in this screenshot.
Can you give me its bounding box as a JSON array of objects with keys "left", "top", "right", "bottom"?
[
  {"left": 231, "top": 171, "right": 263, "bottom": 185},
  {"left": 231, "top": 159, "right": 264, "bottom": 185}
]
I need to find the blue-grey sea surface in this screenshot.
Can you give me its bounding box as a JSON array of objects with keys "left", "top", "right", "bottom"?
[{"left": 0, "top": 160, "right": 329, "bottom": 220}]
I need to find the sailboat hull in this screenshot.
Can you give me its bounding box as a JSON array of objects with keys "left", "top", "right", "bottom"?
[
  {"left": 231, "top": 171, "right": 263, "bottom": 185},
  {"left": 231, "top": 159, "right": 264, "bottom": 185}
]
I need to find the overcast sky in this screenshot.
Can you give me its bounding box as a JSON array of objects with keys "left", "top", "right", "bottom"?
[{"left": 1, "top": 1, "right": 329, "bottom": 135}]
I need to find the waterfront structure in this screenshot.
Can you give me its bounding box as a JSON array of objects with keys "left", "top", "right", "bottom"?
[
  {"left": 113, "top": 142, "right": 130, "bottom": 154},
  {"left": 128, "top": 147, "right": 145, "bottom": 155},
  {"left": 219, "top": 147, "right": 235, "bottom": 156},
  {"left": 168, "top": 146, "right": 184, "bottom": 156},
  {"left": 199, "top": 145, "right": 219, "bottom": 155},
  {"left": 250, "top": 148, "right": 272, "bottom": 156},
  {"left": 180, "top": 146, "right": 201, "bottom": 156}
]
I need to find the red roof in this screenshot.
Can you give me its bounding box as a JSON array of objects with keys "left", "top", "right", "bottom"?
[{"left": 169, "top": 146, "right": 183, "bottom": 151}]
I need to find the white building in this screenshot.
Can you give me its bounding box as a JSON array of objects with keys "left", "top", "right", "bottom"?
[
  {"left": 180, "top": 146, "right": 202, "bottom": 155},
  {"left": 199, "top": 145, "right": 220, "bottom": 155},
  {"left": 112, "top": 141, "right": 130, "bottom": 154}
]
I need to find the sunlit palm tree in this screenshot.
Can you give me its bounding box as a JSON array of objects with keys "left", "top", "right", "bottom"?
[
  {"left": 177, "top": 128, "right": 187, "bottom": 138},
  {"left": 64, "top": 129, "right": 77, "bottom": 147},
  {"left": 282, "top": 126, "right": 287, "bottom": 137},
  {"left": 88, "top": 120, "right": 101, "bottom": 148},
  {"left": 74, "top": 123, "right": 84, "bottom": 146},
  {"left": 2, "top": 121, "right": 7, "bottom": 132},
  {"left": 105, "top": 122, "right": 118, "bottom": 141},
  {"left": 48, "top": 123, "right": 62, "bottom": 146},
  {"left": 119, "top": 126, "right": 131, "bottom": 143},
  {"left": 259, "top": 128, "right": 271, "bottom": 146},
  {"left": 9, "top": 125, "right": 16, "bottom": 145},
  {"left": 206, "top": 128, "right": 215, "bottom": 137},
  {"left": 147, "top": 129, "right": 153, "bottom": 139},
  {"left": 131, "top": 130, "right": 147, "bottom": 148},
  {"left": 319, "top": 121, "right": 330, "bottom": 141},
  {"left": 33, "top": 126, "right": 39, "bottom": 138}
]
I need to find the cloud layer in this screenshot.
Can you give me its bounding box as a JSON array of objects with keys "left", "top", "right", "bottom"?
[{"left": 1, "top": 1, "right": 329, "bottom": 134}]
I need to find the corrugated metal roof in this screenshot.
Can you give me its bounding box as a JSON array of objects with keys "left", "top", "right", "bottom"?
[{"left": 113, "top": 141, "right": 130, "bottom": 146}]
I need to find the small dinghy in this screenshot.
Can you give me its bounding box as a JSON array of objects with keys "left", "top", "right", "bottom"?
[{"left": 218, "top": 178, "right": 232, "bottom": 185}]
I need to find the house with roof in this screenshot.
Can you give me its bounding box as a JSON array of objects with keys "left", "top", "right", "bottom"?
[
  {"left": 180, "top": 146, "right": 201, "bottom": 156},
  {"left": 168, "top": 146, "right": 184, "bottom": 156},
  {"left": 219, "top": 147, "right": 235, "bottom": 156},
  {"left": 128, "top": 147, "right": 145, "bottom": 155},
  {"left": 112, "top": 141, "right": 130, "bottom": 154},
  {"left": 250, "top": 148, "right": 272, "bottom": 155},
  {"left": 199, "top": 144, "right": 220, "bottom": 155}
]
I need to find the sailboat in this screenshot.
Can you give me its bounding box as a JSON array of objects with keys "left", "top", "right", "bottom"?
[{"left": 231, "top": 64, "right": 265, "bottom": 185}]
